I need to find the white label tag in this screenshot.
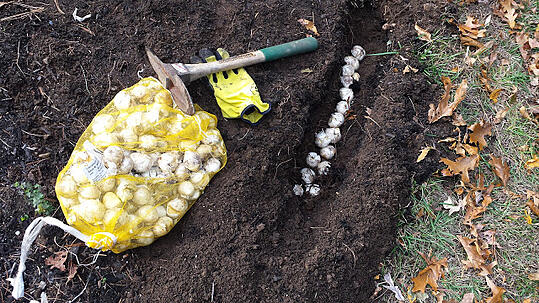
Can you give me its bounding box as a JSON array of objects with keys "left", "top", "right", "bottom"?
[
  {"left": 83, "top": 157, "right": 108, "bottom": 183},
  {"left": 81, "top": 141, "right": 107, "bottom": 183}
]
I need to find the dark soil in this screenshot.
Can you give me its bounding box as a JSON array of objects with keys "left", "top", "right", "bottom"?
[{"left": 0, "top": 0, "right": 452, "bottom": 302}]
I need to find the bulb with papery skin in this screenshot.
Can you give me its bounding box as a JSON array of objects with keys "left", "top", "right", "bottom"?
[
  {"left": 79, "top": 185, "right": 101, "bottom": 199},
  {"left": 320, "top": 146, "right": 336, "bottom": 160},
  {"left": 204, "top": 158, "right": 221, "bottom": 173},
  {"left": 300, "top": 168, "right": 315, "bottom": 184},
  {"left": 342, "top": 64, "right": 354, "bottom": 76},
  {"left": 293, "top": 184, "right": 304, "bottom": 196},
  {"left": 103, "top": 192, "right": 123, "bottom": 209},
  {"left": 130, "top": 153, "right": 153, "bottom": 173},
  {"left": 57, "top": 175, "right": 77, "bottom": 197},
  {"left": 325, "top": 128, "right": 341, "bottom": 144},
  {"left": 306, "top": 152, "right": 321, "bottom": 168},
  {"left": 133, "top": 186, "right": 152, "bottom": 206},
  {"left": 328, "top": 112, "right": 345, "bottom": 128},
  {"left": 315, "top": 130, "right": 332, "bottom": 148},
  {"left": 336, "top": 101, "right": 349, "bottom": 114},
  {"left": 317, "top": 161, "right": 331, "bottom": 175},
  {"left": 351, "top": 45, "right": 366, "bottom": 61},
  {"left": 92, "top": 114, "right": 116, "bottom": 134},
  {"left": 306, "top": 184, "right": 321, "bottom": 196},
  {"left": 339, "top": 88, "right": 353, "bottom": 102},
  {"left": 344, "top": 56, "right": 360, "bottom": 70},
  {"left": 137, "top": 205, "right": 159, "bottom": 223},
  {"left": 113, "top": 91, "right": 131, "bottom": 110},
  {"left": 183, "top": 151, "right": 202, "bottom": 172},
  {"left": 167, "top": 198, "right": 189, "bottom": 218}
]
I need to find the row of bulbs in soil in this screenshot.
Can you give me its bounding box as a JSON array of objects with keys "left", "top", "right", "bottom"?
[{"left": 294, "top": 45, "right": 366, "bottom": 197}]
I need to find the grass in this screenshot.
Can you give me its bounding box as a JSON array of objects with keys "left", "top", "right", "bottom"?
[{"left": 380, "top": 1, "right": 538, "bottom": 302}]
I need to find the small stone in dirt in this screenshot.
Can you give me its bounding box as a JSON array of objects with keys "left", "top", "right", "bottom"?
[
  {"left": 256, "top": 223, "right": 265, "bottom": 232},
  {"left": 15, "top": 231, "right": 20, "bottom": 236}
]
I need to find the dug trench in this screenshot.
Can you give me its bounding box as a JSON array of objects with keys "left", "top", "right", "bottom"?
[{"left": 0, "top": 0, "right": 445, "bottom": 302}]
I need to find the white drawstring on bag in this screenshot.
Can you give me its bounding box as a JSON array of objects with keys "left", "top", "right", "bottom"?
[{"left": 8, "top": 217, "right": 91, "bottom": 300}]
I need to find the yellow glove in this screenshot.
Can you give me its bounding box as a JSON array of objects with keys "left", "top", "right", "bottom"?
[{"left": 193, "top": 48, "right": 271, "bottom": 124}]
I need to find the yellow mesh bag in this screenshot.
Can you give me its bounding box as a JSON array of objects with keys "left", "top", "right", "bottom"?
[{"left": 55, "top": 77, "right": 227, "bottom": 253}]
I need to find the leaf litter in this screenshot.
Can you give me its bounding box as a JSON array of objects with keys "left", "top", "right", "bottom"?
[{"left": 411, "top": 252, "right": 447, "bottom": 293}]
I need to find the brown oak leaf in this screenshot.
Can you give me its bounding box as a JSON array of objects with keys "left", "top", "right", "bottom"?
[
  {"left": 428, "top": 78, "right": 468, "bottom": 123},
  {"left": 45, "top": 250, "right": 68, "bottom": 272},
  {"left": 461, "top": 36, "right": 484, "bottom": 48},
  {"left": 411, "top": 252, "right": 447, "bottom": 293},
  {"left": 484, "top": 277, "right": 505, "bottom": 303},
  {"left": 526, "top": 190, "right": 539, "bottom": 217},
  {"left": 415, "top": 24, "right": 432, "bottom": 42},
  {"left": 488, "top": 156, "right": 510, "bottom": 187},
  {"left": 441, "top": 155, "right": 479, "bottom": 183},
  {"left": 457, "top": 236, "right": 496, "bottom": 276},
  {"left": 297, "top": 19, "right": 319, "bottom": 36},
  {"left": 468, "top": 121, "right": 492, "bottom": 150}
]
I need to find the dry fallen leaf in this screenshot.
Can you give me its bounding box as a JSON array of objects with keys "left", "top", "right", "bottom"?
[
  {"left": 45, "top": 250, "right": 68, "bottom": 272},
  {"left": 493, "top": 107, "right": 509, "bottom": 124},
  {"left": 526, "top": 190, "right": 539, "bottom": 217},
  {"left": 488, "top": 156, "right": 510, "bottom": 187},
  {"left": 441, "top": 155, "right": 479, "bottom": 183},
  {"left": 458, "top": 16, "right": 486, "bottom": 39},
  {"left": 403, "top": 65, "right": 419, "bottom": 74},
  {"left": 525, "top": 155, "right": 539, "bottom": 170},
  {"left": 489, "top": 88, "right": 503, "bottom": 103},
  {"left": 411, "top": 252, "right": 447, "bottom": 293},
  {"left": 452, "top": 113, "right": 468, "bottom": 126},
  {"left": 479, "top": 66, "right": 493, "bottom": 93},
  {"left": 415, "top": 24, "right": 432, "bottom": 42},
  {"left": 468, "top": 121, "right": 492, "bottom": 150},
  {"left": 417, "top": 146, "right": 434, "bottom": 162},
  {"left": 67, "top": 259, "right": 78, "bottom": 281},
  {"left": 297, "top": 19, "right": 319, "bottom": 36},
  {"left": 459, "top": 293, "right": 475, "bottom": 303},
  {"left": 529, "top": 272, "right": 539, "bottom": 280},
  {"left": 461, "top": 36, "right": 484, "bottom": 48},
  {"left": 457, "top": 235, "right": 496, "bottom": 276},
  {"left": 442, "top": 196, "right": 466, "bottom": 215},
  {"left": 484, "top": 276, "right": 505, "bottom": 303},
  {"left": 428, "top": 78, "right": 468, "bottom": 123}
]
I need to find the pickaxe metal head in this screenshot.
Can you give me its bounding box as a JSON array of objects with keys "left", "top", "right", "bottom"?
[{"left": 145, "top": 47, "right": 195, "bottom": 115}]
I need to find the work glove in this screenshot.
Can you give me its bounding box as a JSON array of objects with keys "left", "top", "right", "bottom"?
[{"left": 191, "top": 48, "right": 271, "bottom": 125}]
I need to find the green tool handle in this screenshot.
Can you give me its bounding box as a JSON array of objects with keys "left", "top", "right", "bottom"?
[{"left": 260, "top": 37, "right": 319, "bottom": 62}]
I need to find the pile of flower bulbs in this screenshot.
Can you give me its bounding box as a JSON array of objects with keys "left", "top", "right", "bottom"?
[
  {"left": 294, "top": 45, "right": 365, "bottom": 197},
  {"left": 55, "top": 77, "right": 226, "bottom": 252}
]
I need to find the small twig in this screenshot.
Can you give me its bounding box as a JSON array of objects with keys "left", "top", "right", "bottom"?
[
  {"left": 343, "top": 243, "right": 357, "bottom": 268},
  {"left": 79, "top": 63, "right": 91, "bottom": 96},
  {"left": 53, "top": 0, "right": 65, "bottom": 14},
  {"left": 107, "top": 60, "right": 117, "bottom": 94},
  {"left": 238, "top": 129, "right": 250, "bottom": 141},
  {"left": 366, "top": 51, "right": 398, "bottom": 56},
  {"left": 15, "top": 40, "right": 26, "bottom": 76},
  {"left": 0, "top": 137, "right": 12, "bottom": 148},
  {"left": 1, "top": 9, "right": 43, "bottom": 22},
  {"left": 343, "top": 118, "right": 358, "bottom": 142},
  {"left": 21, "top": 129, "right": 47, "bottom": 137},
  {"left": 68, "top": 273, "right": 91, "bottom": 303},
  {"left": 211, "top": 282, "right": 215, "bottom": 302},
  {"left": 273, "top": 158, "right": 293, "bottom": 180}
]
